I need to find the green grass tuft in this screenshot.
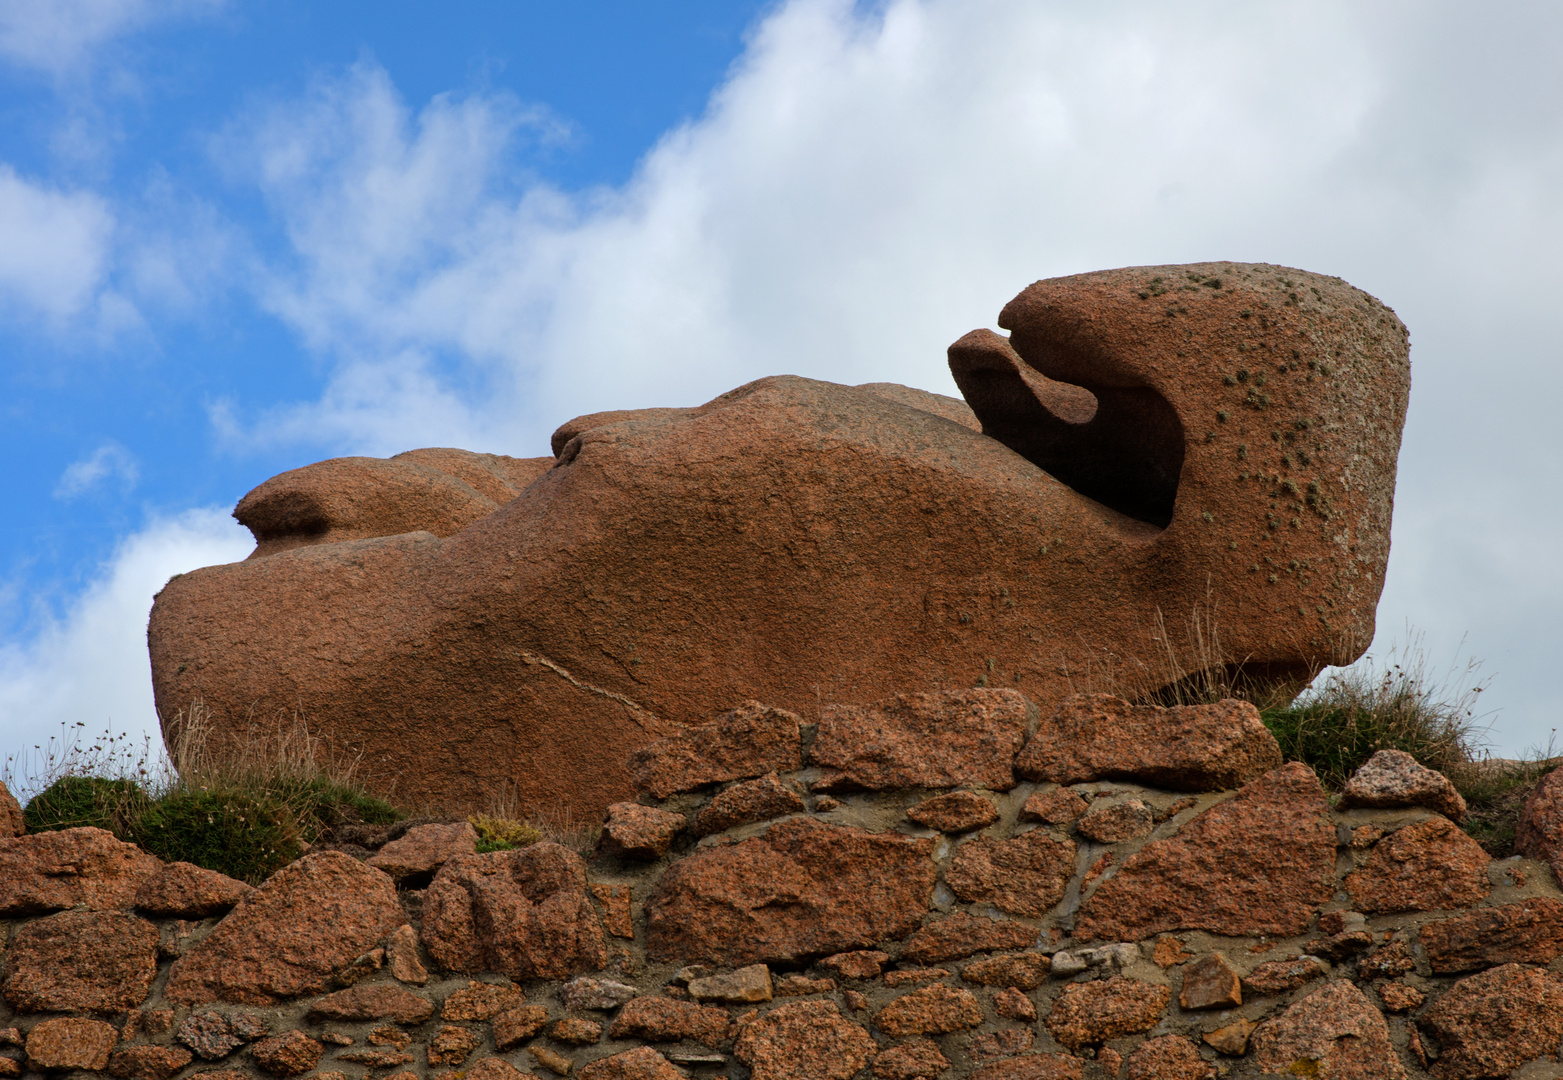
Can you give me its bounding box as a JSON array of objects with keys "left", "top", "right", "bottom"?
[
  {"left": 7, "top": 706, "right": 411, "bottom": 884},
  {"left": 469, "top": 813, "right": 542, "bottom": 853}
]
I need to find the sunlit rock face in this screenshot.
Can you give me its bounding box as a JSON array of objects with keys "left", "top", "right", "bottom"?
[{"left": 147, "top": 263, "right": 1410, "bottom": 820}]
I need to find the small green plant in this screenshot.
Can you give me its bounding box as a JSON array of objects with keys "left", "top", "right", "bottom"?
[
  {"left": 1261, "top": 637, "right": 1484, "bottom": 790},
  {"left": 1445, "top": 742, "right": 1559, "bottom": 857},
  {"left": 23, "top": 775, "right": 151, "bottom": 835},
  {"left": 6, "top": 705, "right": 405, "bottom": 884},
  {"left": 469, "top": 814, "right": 542, "bottom": 853}
]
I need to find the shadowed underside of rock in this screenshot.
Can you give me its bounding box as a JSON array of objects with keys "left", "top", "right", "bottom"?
[{"left": 148, "top": 264, "right": 1411, "bottom": 819}]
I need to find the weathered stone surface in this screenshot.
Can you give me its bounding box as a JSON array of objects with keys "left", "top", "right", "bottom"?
[
  {"left": 692, "top": 773, "right": 804, "bottom": 836},
  {"left": 1378, "top": 981, "right": 1425, "bottom": 1012},
  {"left": 3, "top": 910, "right": 158, "bottom": 1011},
  {"left": 1242, "top": 955, "right": 1328, "bottom": 996},
  {"left": 1020, "top": 788, "right": 1087, "bottom": 824},
  {"left": 1048, "top": 943, "right": 1137, "bottom": 977},
  {"left": 970, "top": 1029, "right": 1034, "bottom": 1063},
  {"left": 108, "top": 1047, "right": 193, "bottom": 1080},
  {"left": 1306, "top": 929, "right": 1374, "bottom": 961},
  {"left": 1074, "top": 798, "right": 1153, "bottom": 843},
  {"left": 811, "top": 690, "right": 1029, "bottom": 792},
  {"left": 421, "top": 843, "right": 606, "bottom": 980},
  {"left": 530, "top": 1044, "right": 573, "bottom": 1073},
  {"left": 883, "top": 968, "right": 949, "bottom": 987},
  {"left": 123, "top": 1010, "right": 180, "bottom": 1040},
  {"left": 235, "top": 450, "right": 543, "bottom": 558},
  {"left": 1341, "top": 749, "right": 1466, "bottom": 819},
  {"left": 775, "top": 973, "right": 835, "bottom": 996},
  {"left": 578, "top": 1046, "right": 685, "bottom": 1080},
  {"left": 152, "top": 266, "right": 1408, "bottom": 822},
  {"left": 368, "top": 1026, "right": 412, "bottom": 1048},
  {"left": 249, "top": 1032, "right": 323, "bottom": 1077},
  {"left": 646, "top": 818, "right": 933, "bottom": 965},
  {"left": 26, "top": 1019, "right": 119, "bottom": 1071},
  {"left": 589, "top": 883, "right": 634, "bottom": 939},
  {"left": 995, "top": 986, "right": 1037, "bottom": 1021},
  {"left": 1044, "top": 977, "right": 1170, "bottom": 1050},
  {"left": 561, "top": 977, "right": 639, "bottom": 1011},
  {"left": 631, "top": 703, "right": 804, "bottom": 799},
  {"left": 307, "top": 985, "right": 434, "bottom": 1024},
  {"left": 1179, "top": 952, "right": 1240, "bottom": 1010},
  {"left": 1360, "top": 939, "right": 1416, "bottom": 978},
  {"left": 386, "top": 923, "right": 428, "bottom": 985},
  {"left": 1202, "top": 1019, "right": 1256, "bottom": 1056},
  {"left": 875, "top": 986, "right": 983, "bottom": 1036},
  {"left": 440, "top": 980, "right": 525, "bottom": 1020},
  {"left": 905, "top": 790, "right": 999, "bottom": 833},
  {"left": 687, "top": 964, "right": 773, "bottom": 1003},
  {"left": 1422, "top": 963, "right": 1563, "bottom": 1079},
  {"left": 903, "top": 913, "right": 1037, "bottom": 964},
  {"left": 134, "top": 860, "right": 252, "bottom": 917},
  {"left": 0, "top": 826, "right": 161, "bottom": 916},
  {"left": 366, "top": 821, "right": 478, "bottom": 880},
  {"left": 599, "top": 803, "right": 684, "bottom": 860},
  {"left": 166, "top": 852, "right": 401, "bottom": 1005},
  {"left": 465, "top": 1058, "right": 535, "bottom": 1080},
  {"left": 1017, "top": 695, "right": 1280, "bottom": 791},
  {"left": 339, "top": 1048, "right": 415, "bottom": 1068},
  {"left": 945, "top": 829, "right": 1075, "bottom": 917},
  {"left": 0, "top": 780, "right": 22, "bottom": 839},
  {"left": 1123, "top": 1037, "right": 1215, "bottom": 1080},
  {"left": 176, "top": 1012, "right": 266, "bottom": 1060},
  {"left": 608, "top": 997, "right": 729, "bottom": 1048},
  {"left": 1151, "top": 934, "right": 1192, "bottom": 967},
  {"left": 427, "top": 1025, "right": 479, "bottom": 1066},
  {"left": 550, "top": 1017, "right": 601, "bottom": 1044},
  {"left": 962, "top": 952, "right": 1051, "bottom": 990},
  {"left": 970, "top": 1054, "right": 1084, "bottom": 1080},
  {"left": 1249, "top": 980, "right": 1406, "bottom": 1079},
  {"left": 871, "top": 1038, "right": 948, "bottom": 1080},
  {"left": 1517, "top": 766, "right": 1563, "bottom": 881},
  {"left": 1419, "top": 898, "right": 1563, "bottom": 972},
  {"left": 820, "top": 951, "right": 889, "bottom": 980},
  {"left": 1075, "top": 763, "right": 1335, "bottom": 940},
  {"left": 492, "top": 1006, "right": 549, "bottom": 1050},
  {"left": 1345, "top": 818, "right": 1491, "bottom": 913},
  {"left": 732, "top": 1001, "right": 876, "bottom": 1080}
]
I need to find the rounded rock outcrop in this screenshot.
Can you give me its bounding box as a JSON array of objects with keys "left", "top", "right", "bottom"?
[{"left": 148, "top": 264, "right": 1410, "bottom": 820}]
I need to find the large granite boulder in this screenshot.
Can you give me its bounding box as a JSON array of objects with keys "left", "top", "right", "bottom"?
[{"left": 148, "top": 264, "right": 1410, "bottom": 819}]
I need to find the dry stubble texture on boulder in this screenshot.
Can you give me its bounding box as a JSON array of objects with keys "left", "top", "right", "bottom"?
[
  {"left": 148, "top": 265, "right": 1411, "bottom": 819},
  {"left": 1074, "top": 762, "right": 1336, "bottom": 940}
]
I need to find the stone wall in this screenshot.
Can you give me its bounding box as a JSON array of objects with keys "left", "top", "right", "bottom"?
[{"left": 4, "top": 689, "right": 1563, "bottom": 1080}]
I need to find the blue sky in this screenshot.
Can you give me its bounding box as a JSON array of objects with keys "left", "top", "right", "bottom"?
[{"left": 2, "top": 0, "right": 1561, "bottom": 769}]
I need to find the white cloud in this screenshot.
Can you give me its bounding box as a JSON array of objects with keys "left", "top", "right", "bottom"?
[
  {"left": 0, "top": 509, "right": 252, "bottom": 797},
  {"left": 55, "top": 442, "right": 139, "bottom": 499},
  {"left": 0, "top": 164, "right": 116, "bottom": 323},
  {"left": 0, "top": 0, "right": 221, "bottom": 79}
]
